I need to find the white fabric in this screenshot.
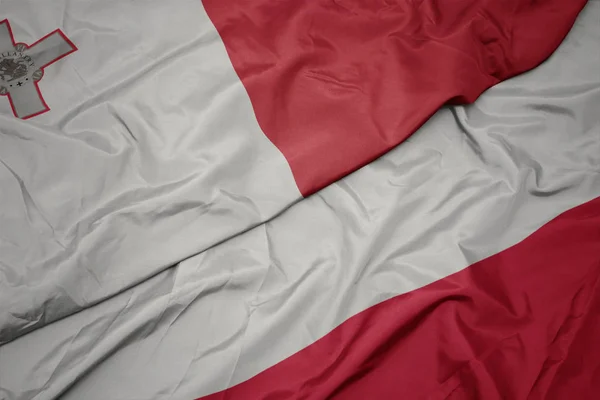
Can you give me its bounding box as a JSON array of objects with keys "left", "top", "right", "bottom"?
[{"left": 0, "top": 0, "right": 301, "bottom": 344}]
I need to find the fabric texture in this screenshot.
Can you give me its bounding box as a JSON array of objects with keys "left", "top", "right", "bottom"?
[
  {"left": 0, "top": 0, "right": 587, "bottom": 345},
  {"left": 204, "top": 0, "right": 588, "bottom": 195},
  {"left": 0, "top": 0, "right": 302, "bottom": 345},
  {"left": 0, "top": 1, "right": 598, "bottom": 399}
]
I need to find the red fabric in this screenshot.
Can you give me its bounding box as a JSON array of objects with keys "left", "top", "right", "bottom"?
[
  {"left": 531, "top": 268, "right": 600, "bottom": 400},
  {"left": 198, "top": 196, "right": 600, "bottom": 399},
  {"left": 203, "top": 0, "right": 587, "bottom": 196}
]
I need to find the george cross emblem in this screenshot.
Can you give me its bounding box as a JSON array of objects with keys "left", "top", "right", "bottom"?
[{"left": 0, "top": 19, "right": 77, "bottom": 119}]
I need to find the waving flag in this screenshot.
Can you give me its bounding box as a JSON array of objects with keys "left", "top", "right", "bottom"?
[
  {"left": 0, "top": 0, "right": 588, "bottom": 345},
  {"left": 0, "top": 0, "right": 598, "bottom": 399}
]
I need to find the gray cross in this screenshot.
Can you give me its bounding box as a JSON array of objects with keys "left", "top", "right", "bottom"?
[{"left": 0, "top": 20, "right": 76, "bottom": 119}]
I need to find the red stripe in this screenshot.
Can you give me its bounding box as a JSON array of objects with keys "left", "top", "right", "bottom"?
[
  {"left": 197, "top": 196, "right": 600, "bottom": 399},
  {"left": 202, "top": 0, "right": 587, "bottom": 196}
]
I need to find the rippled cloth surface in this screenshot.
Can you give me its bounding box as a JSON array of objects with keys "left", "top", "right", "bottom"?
[
  {"left": 1, "top": 1, "right": 599, "bottom": 399},
  {"left": 0, "top": 0, "right": 588, "bottom": 346},
  {"left": 0, "top": 0, "right": 301, "bottom": 345}
]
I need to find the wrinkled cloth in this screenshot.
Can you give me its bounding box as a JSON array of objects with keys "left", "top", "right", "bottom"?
[
  {"left": 0, "top": 2, "right": 599, "bottom": 398},
  {"left": 0, "top": 0, "right": 301, "bottom": 345},
  {"left": 0, "top": 0, "right": 588, "bottom": 345}
]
